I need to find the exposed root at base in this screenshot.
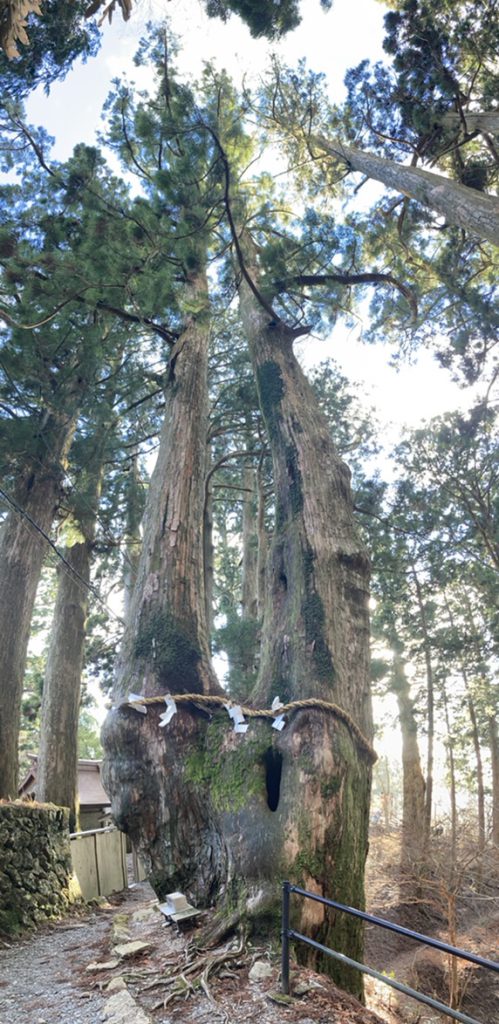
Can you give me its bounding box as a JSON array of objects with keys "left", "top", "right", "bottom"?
[{"left": 143, "top": 933, "right": 245, "bottom": 1019}]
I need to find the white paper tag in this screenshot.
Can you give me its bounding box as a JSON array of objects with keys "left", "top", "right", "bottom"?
[{"left": 128, "top": 692, "right": 147, "bottom": 714}]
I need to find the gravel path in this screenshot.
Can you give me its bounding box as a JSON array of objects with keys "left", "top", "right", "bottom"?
[{"left": 0, "top": 884, "right": 154, "bottom": 1024}]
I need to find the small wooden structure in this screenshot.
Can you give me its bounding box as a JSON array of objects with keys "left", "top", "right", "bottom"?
[{"left": 18, "top": 757, "right": 112, "bottom": 831}]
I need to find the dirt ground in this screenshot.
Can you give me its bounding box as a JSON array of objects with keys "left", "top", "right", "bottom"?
[
  {"left": 1, "top": 830, "right": 497, "bottom": 1024},
  {"left": 364, "top": 828, "right": 499, "bottom": 1024},
  {"left": 0, "top": 879, "right": 386, "bottom": 1024}
]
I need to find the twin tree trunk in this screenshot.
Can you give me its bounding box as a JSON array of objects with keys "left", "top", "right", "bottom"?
[
  {"left": 0, "top": 410, "right": 78, "bottom": 799},
  {"left": 102, "top": 263, "right": 373, "bottom": 998}
]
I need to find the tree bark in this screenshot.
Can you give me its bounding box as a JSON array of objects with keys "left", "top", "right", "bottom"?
[
  {"left": 462, "top": 668, "right": 486, "bottom": 855},
  {"left": 489, "top": 716, "right": 499, "bottom": 847},
  {"left": 440, "top": 111, "right": 499, "bottom": 135},
  {"left": 102, "top": 272, "right": 228, "bottom": 905},
  {"left": 309, "top": 133, "right": 499, "bottom": 246},
  {"left": 391, "top": 654, "right": 426, "bottom": 874},
  {"left": 36, "top": 540, "right": 91, "bottom": 832},
  {"left": 411, "top": 566, "right": 434, "bottom": 849},
  {"left": 442, "top": 684, "right": 458, "bottom": 881},
  {"left": 0, "top": 410, "right": 78, "bottom": 799},
  {"left": 211, "top": 247, "right": 373, "bottom": 998},
  {"left": 123, "top": 451, "right": 144, "bottom": 622},
  {"left": 241, "top": 465, "right": 259, "bottom": 623},
  {"left": 36, "top": 438, "right": 105, "bottom": 831}
]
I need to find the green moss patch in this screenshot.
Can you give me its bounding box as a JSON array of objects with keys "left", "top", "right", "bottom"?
[{"left": 134, "top": 609, "right": 201, "bottom": 691}]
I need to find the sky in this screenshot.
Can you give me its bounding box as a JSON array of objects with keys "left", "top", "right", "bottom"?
[
  {"left": 20, "top": 0, "right": 484, "bottom": 772},
  {"left": 25, "top": 0, "right": 477, "bottom": 443}
]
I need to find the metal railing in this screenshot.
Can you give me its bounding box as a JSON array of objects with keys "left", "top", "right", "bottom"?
[{"left": 281, "top": 881, "right": 499, "bottom": 1024}]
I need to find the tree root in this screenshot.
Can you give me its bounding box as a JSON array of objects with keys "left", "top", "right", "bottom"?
[{"left": 145, "top": 934, "right": 245, "bottom": 1016}]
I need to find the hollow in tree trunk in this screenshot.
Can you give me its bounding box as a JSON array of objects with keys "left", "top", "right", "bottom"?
[{"left": 198, "top": 255, "right": 374, "bottom": 999}]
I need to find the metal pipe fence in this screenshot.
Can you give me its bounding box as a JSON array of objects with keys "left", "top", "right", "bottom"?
[{"left": 281, "top": 881, "right": 499, "bottom": 1024}]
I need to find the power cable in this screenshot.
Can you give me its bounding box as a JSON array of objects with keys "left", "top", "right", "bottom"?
[{"left": 0, "top": 485, "right": 126, "bottom": 627}]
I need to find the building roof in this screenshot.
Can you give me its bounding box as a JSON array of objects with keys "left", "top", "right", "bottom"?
[{"left": 18, "top": 757, "right": 111, "bottom": 809}]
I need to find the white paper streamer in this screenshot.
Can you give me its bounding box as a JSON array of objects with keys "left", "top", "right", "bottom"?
[
  {"left": 271, "top": 696, "right": 284, "bottom": 711},
  {"left": 128, "top": 692, "right": 147, "bottom": 714},
  {"left": 272, "top": 714, "right": 286, "bottom": 731},
  {"left": 224, "top": 702, "right": 248, "bottom": 733},
  {"left": 159, "top": 696, "right": 177, "bottom": 728}
]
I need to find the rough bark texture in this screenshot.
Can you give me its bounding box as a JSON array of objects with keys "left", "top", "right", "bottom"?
[
  {"left": 37, "top": 442, "right": 104, "bottom": 832},
  {"left": 310, "top": 134, "right": 499, "bottom": 246},
  {"left": 412, "top": 568, "right": 434, "bottom": 849},
  {"left": 440, "top": 111, "right": 499, "bottom": 135},
  {"left": 102, "top": 273, "right": 228, "bottom": 906},
  {"left": 36, "top": 541, "right": 91, "bottom": 832},
  {"left": 241, "top": 465, "right": 259, "bottom": 623},
  {"left": 392, "top": 654, "right": 426, "bottom": 873},
  {"left": 463, "top": 672, "right": 486, "bottom": 854},
  {"left": 0, "top": 411, "right": 78, "bottom": 799},
  {"left": 209, "top": 256, "right": 374, "bottom": 998},
  {"left": 123, "top": 452, "right": 143, "bottom": 621},
  {"left": 489, "top": 716, "right": 499, "bottom": 848}
]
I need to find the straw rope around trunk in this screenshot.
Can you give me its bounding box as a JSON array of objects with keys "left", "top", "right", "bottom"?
[{"left": 120, "top": 692, "right": 377, "bottom": 762}]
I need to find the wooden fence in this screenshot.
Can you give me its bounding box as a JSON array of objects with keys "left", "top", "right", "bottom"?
[{"left": 70, "top": 826, "right": 128, "bottom": 900}]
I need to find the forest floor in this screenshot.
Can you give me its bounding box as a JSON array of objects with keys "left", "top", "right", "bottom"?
[
  {"left": 364, "top": 828, "right": 499, "bottom": 1023},
  {"left": 1, "top": 831, "right": 497, "bottom": 1024},
  {"left": 0, "top": 880, "right": 385, "bottom": 1024}
]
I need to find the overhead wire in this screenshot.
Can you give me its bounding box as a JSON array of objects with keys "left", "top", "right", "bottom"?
[{"left": 0, "top": 484, "right": 126, "bottom": 627}]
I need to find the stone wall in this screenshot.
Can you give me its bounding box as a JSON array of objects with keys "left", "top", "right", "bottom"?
[{"left": 0, "top": 801, "right": 77, "bottom": 935}]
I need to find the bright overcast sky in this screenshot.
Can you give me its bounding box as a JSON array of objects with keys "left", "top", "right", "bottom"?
[{"left": 25, "top": 0, "right": 477, "bottom": 436}]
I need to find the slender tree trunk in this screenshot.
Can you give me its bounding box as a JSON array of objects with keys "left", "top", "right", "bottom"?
[
  {"left": 213, "top": 247, "right": 373, "bottom": 998},
  {"left": 0, "top": 410, "right": 78, "bottom": 799},
  {"left": 36, "top": 540, "right": 91, "bottom": 832},
  {"left": 489, "top": 716, "right": 499, "bottom": 848},
  {"left": 102, "top": 272, "right": 228, "bottom": 904},
  {"left": 442, "top": 685, "right": 458, "bottom": 881},
  {"left": 37, "top": 439, "right": 106, "bottom": 831},
  {"left": 462, "top": 668, "right": 486, "bottom": 855},
  {"left": 309, "top": 133, "right": 499, "bottom": 245},
  {"left": 445, "top": 596, "right": 486, "bottom": 854},
  {"left": 440, "top": 111, "right": 499, "bottom": 135},
  {"left": 391, "top": 653, "right": 426, "bottom": 874},
  {"left": 411, "top": 566, "right": 434, "bottom": 848}
]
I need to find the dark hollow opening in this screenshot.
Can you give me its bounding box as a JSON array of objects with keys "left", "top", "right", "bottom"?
[{"left": 264, "top": 748, "right": 283, "bottom": 812}]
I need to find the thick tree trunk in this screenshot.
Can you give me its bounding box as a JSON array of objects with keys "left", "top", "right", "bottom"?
[
  {"left": 391, "top": 654, "right": 426, "bottom": 874},
  {"left": 0, "top": 411, "right": 78, "bottom": 799},
  {"left": 207, "top": 253, "right": 373, "bottom": 998},
  {"left": 203, "top": 475, "right": 215, "bottom": 642},
  {"left": 123, "top": 451, "right": 144, "bottom": 622},
  {"left": 241, "top": 465, "right": 259, "bottom": 622},
  {"left": 102, "top": 272, "right": 228, "bottom": 905},
  {"left": 309, "top": 133, "right": 499, "bottom": 245},
  {"left": 256, "top": 456, "right": 268, "bottom": 619},
  {"left": 36, "top": 540, "right": 91, "bottom": 832}
]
